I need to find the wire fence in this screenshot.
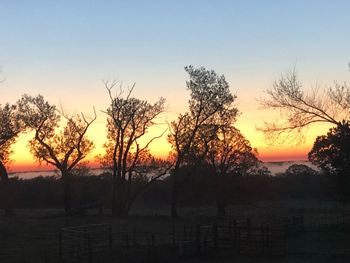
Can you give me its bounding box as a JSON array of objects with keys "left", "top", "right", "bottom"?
[{"left": 1, "top": 211, "right": 350, "bottom": 262}]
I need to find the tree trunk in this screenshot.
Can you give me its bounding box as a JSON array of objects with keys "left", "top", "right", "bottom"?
[
  {"left": 170, "top": 160, "right": 181, "bottom": 218},
  {"left": 112, "top": 176, "right": 128, "bottom": 217},
  {"left": 111, "top": 173, "right": 118, "bottom": 216},
  {"left": 170, "top": 171, "right": 178, "bottom": 218},
  {"left": 217, "top": 200, "right": 226, "bottom": 217},
  {"left": 171, "top": 199, "right": 178, "bottom": 218},
  {"left": 171, "top": 183, "right": 178, "bottom": 218},
  {"left": 62, "top": 172, "right": 71, "bottom": 214},
  {"left": 122, "top": 196, "right": 135, "bottom": 218},
  {"left": 216, "top": 174, "right": 226, "bottom": 217},
  {"left": 0, "top": 161, "right": 14, "bottom": 216},
  {"left": 337, "top": 172, "right": 350, "bottom": 202}
]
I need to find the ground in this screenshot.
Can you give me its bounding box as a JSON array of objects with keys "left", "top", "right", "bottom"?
[{"left": 0, "top": 199, "right": 349, "bottom": 262}]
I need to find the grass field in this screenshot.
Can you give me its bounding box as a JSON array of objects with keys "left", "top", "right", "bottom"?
[{"left": 0, "top": 199, "right": 350, "bottom": 262}]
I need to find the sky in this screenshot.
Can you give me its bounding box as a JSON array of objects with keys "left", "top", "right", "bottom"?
[{"left": 1, "top": 0, "right": 350, "bottom": 172}]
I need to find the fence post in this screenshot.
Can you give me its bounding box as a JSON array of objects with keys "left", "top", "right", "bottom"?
[
  {"left": 301, "top": 215, "right": 305, "bottom": 232},
  {"left": 233, "top": 219, "right": 237, "bottom": 249},
  {"left": 87, "top": 233, "right": 92, "bottom": 263},
  {"left": 247, "top": 218, "right": 251, "bottom": 241},
  {"left": 172, "top": 222, "right": 175, "bottom": 247},
  {"left": 213, "top": 223, "right": 218, "bottom": 249},
  {"left": 126, "top": 234, "right": 130, "bottom": 263},
  {"left": 108, "top": 224, "right": 112, "bottom": 249},
  {"left": 266, "top": 224, "right": 270, "bottom": 249},
  {"left": 59, "top": 229, "right": 63, "bottom": 257},
  {"left": 228, "top": 219, "right": 232, "bottom": 237},
  {"left": 183, "top": 224, "right": 187, "bottom": 241},
  {"left": 261, "top": 224, "right": 265, "bottom": 255},
  {"left": 132, "top": 225, "right": 136, "bottom": 245},
  {"left": 151, "top": 233, "right": 157, "bottom": 263},
  {"left": 196, "top": 224, "right": 201, "bottom": 255}
]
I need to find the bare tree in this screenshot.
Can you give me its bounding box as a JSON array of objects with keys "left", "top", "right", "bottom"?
[
  {"left": 259, "top": 69, "right": 349, "bottom": 142},
  {"left": 0, "top": 103, "right": 25, "bottom": 215},
  {"left": 168, "top": 66, "right": 238, "bottom": 218},
  {"left": 18, "top": 95, "right": 96, "bottom": 213},
  {"left": 100, "top": 82, "right": 169, "bottom": 217}
]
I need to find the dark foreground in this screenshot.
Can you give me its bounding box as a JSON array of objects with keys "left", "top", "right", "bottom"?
[{"left": 0, "top": 199, "right": 350, "bottom": 263}]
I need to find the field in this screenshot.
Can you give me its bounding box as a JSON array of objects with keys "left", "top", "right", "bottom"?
[{"left": 0, "top": 199, "right": 350, "bottom": 262}]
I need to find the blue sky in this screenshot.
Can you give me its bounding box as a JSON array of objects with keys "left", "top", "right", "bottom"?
[{"left": 2, "top": 1, "right": 350, "bottom": 89}]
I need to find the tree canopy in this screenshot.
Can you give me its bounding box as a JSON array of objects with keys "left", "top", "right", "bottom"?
[
  {"left": 285, "top": 163, "right": 318, "bottom": 176},
  {"left": 260, "top": 69, "right": 350, "bottom": 143},
  {"left": 206, "top": 126, "right": 259, "bottom": 177},
  {"left": 170, "top": 66, "right": 238, "bottom": 163},
  {"left": 17, "top": 94, "right": 96, "bottom": 212},
  {"left": 0, "top": 102, "right": 25, "bottom": 215},
  {"left": 168, "top": 66, "right": 239, "bottom": 217},
  {"left": 0, "top": 103, "right": 24, "bottom": 165},
  {"left": 100, "top": 82, "right": 168, "bottom": 216},
  {"left": 308, "top": 122, "right": 350, "bottom": 175},
  {"left": 18, "top": 95, "right": 95, "bottom": 172}
]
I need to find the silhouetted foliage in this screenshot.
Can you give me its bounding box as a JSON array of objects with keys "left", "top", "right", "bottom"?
[
  {"left": 308, "top": 122, "right": 350, "bottom": 175},
  {"left": 260, "top": 67, "right": 350, "bottom": 202},
  {"left": 206, "top": 125, "right": 265, "bottom": 216},
  {"left": 4, "top": 168, "right": 338, "bottom": 213},
  {"left": 17, "top": 95, "right": 96, "bottom": 213},
  {"left": 260, "top": 68, "right": 350, "bottom": 143},
  {"left": 99, "top": 82, "right": 169, "bottom": 217},
  {"left": 285, "top": 164, "right": 318, "bottom": 176},
  {"left": 168, "top": 66, "right": 238, "bottom": 217},
  {"left": 0, "top": 102, "right": 25, "bottom": 215}
]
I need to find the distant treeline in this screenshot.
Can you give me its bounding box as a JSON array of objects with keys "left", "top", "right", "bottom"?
[{"left": 1, "top": 169, "right": 346, "bottom": 211}]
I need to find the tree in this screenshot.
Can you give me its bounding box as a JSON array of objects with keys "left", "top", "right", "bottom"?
[
  {"left": 284, "top": 164, "right": 318, "bottom": 176},
  {"left": 206, "top": 125, "right": 261, "bottom": 216},
  {"left": 259, "top": 69, "right": 349, "bottom": 142},
  {"left": 18, "top": 95, "right": 96, "bottom": 213},
  {"left": 0, "top": 103, "right": 25, "bottom": 215},
  {"left": 168, "top": 66, "right": 238, "bottom": 218},
  {"left": 260, "top": 67, "right": 350, "bottom": 200},
  {"left": 100, "top": 82, "right": 169, "bottom": 217},
  {"left": 308, "top": 122, "right": 350, "bottom": 201},
  {"left": 308, "top": 122, "right": 350, "bottom": 175}
]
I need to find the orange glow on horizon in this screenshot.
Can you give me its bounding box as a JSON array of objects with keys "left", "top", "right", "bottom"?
[
  {"left": 9, "top": 129, "right": 319, "bottom": 173},
  {"left": 7, "top": 93, "right": 335, "bottom": 172},
  {"left": 9, "top": 147, "right": 311, "bottom": 173}
]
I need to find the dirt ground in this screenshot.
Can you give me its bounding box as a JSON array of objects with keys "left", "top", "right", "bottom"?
[{"left": 0, "top": 199, "right": 349, "bottom": 262}]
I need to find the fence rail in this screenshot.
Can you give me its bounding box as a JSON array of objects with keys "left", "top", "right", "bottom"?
[{"left": 5, "top": 212, "right": 350, "bottom": 263}]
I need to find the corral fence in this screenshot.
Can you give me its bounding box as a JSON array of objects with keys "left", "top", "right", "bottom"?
[
  {"left": 168, "top": 215, "right": 302, "bottom": 258},
  {"left": 59, "top": 224, "right": 112, "bottom": 263},
  {"left": 5, "top": 211, "right": 350, "bottom": 262},
  {"left": 56, "top": 215, "right": 307, "bottom": 262},
  {"left": 111, "top": 231, "right": 157, "bottom": 263},
  {"left": 304, "top": 210, "right": 350, "bottom": 230}
]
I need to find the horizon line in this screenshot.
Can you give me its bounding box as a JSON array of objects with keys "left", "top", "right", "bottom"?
[{"left": 9, "top": 159, "right": 310, "bottom": 174}]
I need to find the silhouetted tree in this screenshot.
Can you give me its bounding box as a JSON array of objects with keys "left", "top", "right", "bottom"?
[
  {"left": 308, "top": 122, "right": 350, "bottom": 175},
  {"left": 18, "top": 95, "right": 96, "bottom": 213},
  {"left": 284, "top": 163, "right": 318, "bottom": 176},
  {"left": 260, "top": 67, "right": 350, "bottom": 202},
  {"left": 100, "top": 82, "right": 169, "bottom": 217},
  {"left": 168, "top": 66, "right": 238, "bottom": 218},
  {"left": 260, "top": 69, "right": 349, "bottom": 142},
  {"left": 206, "top": 126, "right": 261, "bottom": 216},
  {"left": 0, "top": 103, "right": 25, "bottom": 215}
]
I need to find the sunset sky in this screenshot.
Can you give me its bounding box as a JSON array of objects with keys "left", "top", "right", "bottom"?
[{"left": 1, "top": 1, "right": 350, "bottom": 172}]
